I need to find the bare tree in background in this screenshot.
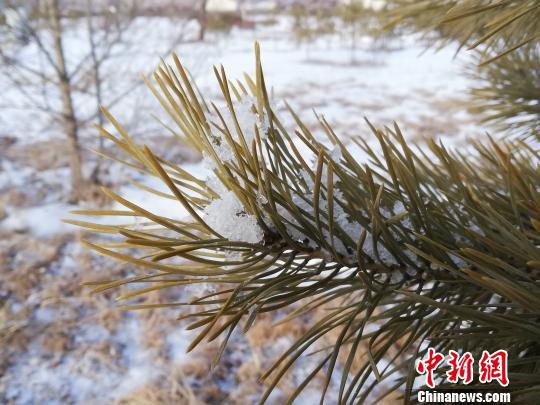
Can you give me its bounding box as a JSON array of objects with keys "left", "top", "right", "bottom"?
[
  {"left": 0, "top": 0, "right": 193, "bottom": 202},
  {"left": 197, "top": 0, "right": 208, "bottom": 41},
  {"left": 47, "top": 0, "right": 84, "bottom": 201},
  {"left": 0, "top": 0, "right": 136, "bottom": 201}
]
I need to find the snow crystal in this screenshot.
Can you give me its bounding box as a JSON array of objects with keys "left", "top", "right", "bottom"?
[
  {"left": 404, "top": 249, "right": 421, "bottom": 267},
  {"left": 256, "top": 191, "right": 268, "bottom": 205},
  {"left": 448, "top": 252, "right": 467, "bottom": 268},
  {"left": 202, "top": 155, "right": 217, "bottom": 170},
  {"left": 207, "top": 96, "right": 270, "bottom": 164},
  {"left": 393, "top": 200, "right": 405, "bottom": 214},
  {"left": 257, "top": 114, "right": 271, "bottom": 137},
  {"left": 203, "top": 190, "right": 263, "bottom": 243},
  {"left": 299, "top": 169, "right": 313, "bottom": 187},
  {"left": 227, "top": 98, "right": 259, "bottom": 144},
  {"left": 225, "top": 250, "right": 243, "bottom": 262},
  {"left": 206, "top": 172, "right": 227, "bottom": 194},
  {"left": 358, "top": 232, "right": 401, "bottom": 267},
  {"left": 210, "top": 135, "right": 236, "bottom": 163},
  {"left": 329, "top": 145, "right": 343, "bottom": 162}
]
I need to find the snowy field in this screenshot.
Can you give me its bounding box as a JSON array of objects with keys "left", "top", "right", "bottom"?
[{"left": 1, "top": 14, "right": 485, "bottom": 404}]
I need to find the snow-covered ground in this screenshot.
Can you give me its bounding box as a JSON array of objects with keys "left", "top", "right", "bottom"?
[
  {"left": 2, "top": 15, "right": 479, "bottom": 145},
  {"left": 1, "top": 14, "right": 484, "bottom": 404},
  {"left": 1, "top": 15, "right": 481, "bottom": 234}
]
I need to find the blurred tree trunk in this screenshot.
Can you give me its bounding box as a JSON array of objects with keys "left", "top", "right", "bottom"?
[
  {"left": 47, "top": 0, "right": 84, "bottom": 202},
  {"left": 86, "top": 0, "right": 105, "bottom": 183},
  {"left": 198, "top": 0, "right": 208, "bottom": 41}
]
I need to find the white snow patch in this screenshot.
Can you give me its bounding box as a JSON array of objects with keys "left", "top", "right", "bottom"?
[
  {"left": 167, "top": 328, "right": 193, "bottom": 364},
  {"left": 0, "top": 203, "right": 72, "bottom": 237},
  {"left": 203, "top": 190, "right": 263, "bottom": 243}
]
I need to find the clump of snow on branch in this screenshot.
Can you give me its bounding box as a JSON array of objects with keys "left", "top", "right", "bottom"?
[
  {"left": 200, "top": 96, "right": 416, "bottom": 270},
  {"left": 209, "top": 134, "right": 236, "bottom": 162},
  {"left": 207, "top": 96, "right": 270, "bottom": 162},
  {"left": 203, "top": 190, "right": 263, "bottom": 243},
  {"left": 272, "top": 163, "right": 414, "bottom": 268}
]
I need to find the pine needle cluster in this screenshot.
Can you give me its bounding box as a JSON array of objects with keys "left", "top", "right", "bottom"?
[
  {"left": 467, "top": 45, "right": 540, "bottom": 134},
  {"left": 69, "top": 4, "right": 540, "bottom": 403},
  {"left": 385, "top": 0, "right": 540, "bottom": 61},
  {"left": 385, "top": 0, "right": 540, "bottom": 133}
]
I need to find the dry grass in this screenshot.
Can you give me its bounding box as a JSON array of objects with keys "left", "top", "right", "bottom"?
[{"left": 0, "top": 227, "right": 402, "bottom": 403}]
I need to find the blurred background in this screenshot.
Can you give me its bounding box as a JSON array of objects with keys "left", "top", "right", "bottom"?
[{"left": 0, "top": 1, "right": 481, "bottom": 403}]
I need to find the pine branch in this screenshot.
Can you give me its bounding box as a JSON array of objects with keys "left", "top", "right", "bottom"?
[
  {"left": 69, "top": 45, "right": 540, "bottom": 403},
  {"left": 468, "top": 45, "right": 540, "bottom": 134},
  {"left": 385, "top": 0, "right": 540, "bottom": 65}
]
